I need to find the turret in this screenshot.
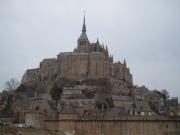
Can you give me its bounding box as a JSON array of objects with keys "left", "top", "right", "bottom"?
[
  {"left": 111, "top": 55, "right": 114, "bottom": 63},
  {"left": 124, "top": 59, "right": 126, "bottom": 67},
  {"left": 96, "top": 38, "right": 99, "bottom": 45},
  {"left": 105, "top": 46, "right": 109, "bottom": 57}
]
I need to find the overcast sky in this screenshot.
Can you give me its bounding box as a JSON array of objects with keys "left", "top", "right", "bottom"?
[{"left": 0, "top": 0, "right": 180, "bottom": 99}]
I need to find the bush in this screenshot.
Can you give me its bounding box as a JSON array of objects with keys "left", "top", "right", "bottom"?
[
  {"left": 1, "top": 96, "right": 14, "bottom": 118},
  {"left": 82, "top": 89, "right": 96, "bottom": 98}
]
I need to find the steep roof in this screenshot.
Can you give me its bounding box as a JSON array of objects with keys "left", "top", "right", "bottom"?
[{"left": 78, "top": 32, "right": 89, "bottom": 41}]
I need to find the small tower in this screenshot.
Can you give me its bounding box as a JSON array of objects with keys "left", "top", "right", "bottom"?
[
  {"left": 124, "top": 59, "right": 126, "bottom": 67},
  {"left": 96, "top": 38, "right": 99, "bottom": 45},
  {"left": 111, "top": 55, "right": 114, "bottom": 63},
  {"left": 105, "top": 46, "right": 109, "bottom": 57},
  {"left": 77, "top": 13, "right": 90, "bottom": 53}
]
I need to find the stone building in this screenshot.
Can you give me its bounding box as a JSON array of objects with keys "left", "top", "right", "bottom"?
[
  {"left": 131, "top": 86, "right": 149, "bottom": 101},
  {"left": 62, "top": 86, "right": 82, "bottom": 99},
  {"left": 19, "top": 94, "right": 55, "bottom": 124},
  {"left": 63, "top": 97, "right": 96, "bottom": 116},
  {"left": 148, "top": 90, "right": 165, "bottom": 114},
  {"left": 112, "top": 95, "right": 133, "bottom": 108},
  {"left": 21, "top": 15, "right": 133, "bottom": 92},
  {"left": 134, "top": 101, "right": 153, "bottom": 116},
  {"left": 24, "top": 112, "right": 44, "bottom": 128}
]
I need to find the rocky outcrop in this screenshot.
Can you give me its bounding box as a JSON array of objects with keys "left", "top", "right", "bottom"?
[{"left": 22, "top": 58, "right": 59, "bottom": 84}]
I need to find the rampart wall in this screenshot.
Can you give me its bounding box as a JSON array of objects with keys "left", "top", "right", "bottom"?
[{"left": 45, "top": 117, "right": 180, "bottom": 135}]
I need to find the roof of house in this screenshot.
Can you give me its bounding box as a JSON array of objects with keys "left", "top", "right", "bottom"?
[
  {"left": 148, "top": 90, "right": 164, "bottom": 98},
  {"left": 112, "top": 95, "right": 132, "bottom": 101}
]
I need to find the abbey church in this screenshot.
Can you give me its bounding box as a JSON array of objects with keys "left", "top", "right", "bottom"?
[{"left": 21, "top": 15, "right": 133, "bottom": 90}]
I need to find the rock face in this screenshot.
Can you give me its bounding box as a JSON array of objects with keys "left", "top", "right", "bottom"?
[{"left": 21, "top": 16, "right": 133, "bottom": 92}]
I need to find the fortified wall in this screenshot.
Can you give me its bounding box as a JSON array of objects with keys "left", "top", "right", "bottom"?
[{"left": 45, "top": 117, "right": 180, "bottom": 135}]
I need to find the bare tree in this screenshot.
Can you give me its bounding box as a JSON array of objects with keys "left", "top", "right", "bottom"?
[
  {"left": 5, "top": 78, "right": 19, "bottom": 91},
  {"left": 50, "top": 83, "right": 63, "bottom": 120},
  {"left": 161, "top": 89, "right": 170, "bottom": 99},
  {"left": 50, "top": 83, "right": 63, "bottom": 109}
]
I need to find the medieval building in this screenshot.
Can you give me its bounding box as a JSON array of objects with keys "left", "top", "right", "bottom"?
[{"left": 21, "top": 15, "right": 133, "bottom": 91}]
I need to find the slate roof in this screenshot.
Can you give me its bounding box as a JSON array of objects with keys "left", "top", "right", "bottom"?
[
  {"left": 112, "top": 95, "right": 132, "bottom": 101},
  {"left": 78, "top": 32, "right": 89, "bottom": 41}
]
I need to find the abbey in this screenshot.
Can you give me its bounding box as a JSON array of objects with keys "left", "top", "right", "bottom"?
[{"left": 21, "top": 15, "right": 133, "bottom": 90}]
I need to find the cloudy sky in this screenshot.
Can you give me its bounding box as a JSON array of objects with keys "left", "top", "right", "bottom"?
[{"left": 0, "top": 0, "right": 180, "bottom": 98}]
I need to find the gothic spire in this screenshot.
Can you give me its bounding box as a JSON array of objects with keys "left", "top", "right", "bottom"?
[
  {"left": 82, "top": 12, "right": 86, "bottom": 33},
  {"left": 78, "top": 12, "right": 89, "bottom": 41}
]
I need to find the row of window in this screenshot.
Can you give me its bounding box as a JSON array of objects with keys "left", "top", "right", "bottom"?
[
  {"left": 23, "top": 105, "right": 39, "bottom": 110},
  {"left": 79, "top": 42, "right": 87, "bottom": 45}
]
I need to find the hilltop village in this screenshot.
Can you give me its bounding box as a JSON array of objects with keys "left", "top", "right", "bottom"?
[{"left": 0, "top": 16, "right": 180, "bottom": 131}]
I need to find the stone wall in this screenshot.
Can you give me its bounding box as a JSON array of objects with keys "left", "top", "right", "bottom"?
[
  {"left": 25, "top": 112, "right": 44, "bottom": 128},
  {"left": 57, "top": 52, "right": 89, "bottom": 80},
  {"left": 45, "top": 118, "right": 180, "bottom": 135}
]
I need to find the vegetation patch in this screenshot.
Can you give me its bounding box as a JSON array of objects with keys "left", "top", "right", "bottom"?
[
  {"left": 0, "top": 124, "right": 18, "bottom": 134},
  {"left": 0, "top": 95, "right": 14, "bottom": 118}
]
